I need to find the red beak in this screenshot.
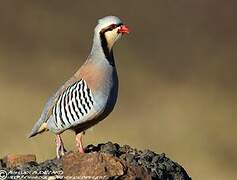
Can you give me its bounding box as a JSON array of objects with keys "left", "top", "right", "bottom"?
[{"left": 118, "top": 25, "right": 130, "bottom": 34}]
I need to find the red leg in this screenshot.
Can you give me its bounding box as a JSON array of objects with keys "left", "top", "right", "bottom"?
[
  {"left": 56, "top": 134, "right": 61, "bottom": 159},
  {"left": 55, "top": 134, "right": 67, "bottom": 158},
  {"left": 76, "top": 132, "right": 85, "bottom": 153}
]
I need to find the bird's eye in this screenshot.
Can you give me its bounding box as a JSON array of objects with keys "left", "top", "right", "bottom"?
[{"left": 110, "top": 24, "right": 117, "bottom": 29}]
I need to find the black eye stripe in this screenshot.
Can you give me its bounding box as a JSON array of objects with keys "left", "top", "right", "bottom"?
[
  {"left": 110, "top": 23, "right": 123, "bottom": 29},
  {"left": 101, "top": 23, "right": 123, "bottom": 33}
]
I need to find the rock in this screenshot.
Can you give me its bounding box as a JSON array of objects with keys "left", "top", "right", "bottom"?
[
  {"left": 4, "top": 158, "right": 63, "bottom": 179},
  {"left": 3, "top": 154, "right": 36, "bottom": 168},
  {"left": 63, "top": 152, "right": 125, "bottom": 178},
  {"left": 125, "top": 164, "right": 151, "bottom": 180},
  {"left": 2, "top": 142, "right": 192, "bottom": 180},
  {"left": 63, "top": 151, "right": 150, "bottom": 179},
  {"left": 100, "top": 141, "right": 119, "bottom": 156}
]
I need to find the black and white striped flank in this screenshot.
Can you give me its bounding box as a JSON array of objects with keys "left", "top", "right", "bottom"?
[{"left": 53, "top": 79, "right": 94, "bottom": 128}]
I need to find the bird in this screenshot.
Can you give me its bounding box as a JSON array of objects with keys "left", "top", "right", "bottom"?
[{"left": 28, "top": 16, "right": 130, "bottom": 158}]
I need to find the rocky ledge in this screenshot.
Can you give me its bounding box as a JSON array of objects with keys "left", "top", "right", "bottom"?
[{"left": 0, "top": 142, "right": 191, "bottom": 179}]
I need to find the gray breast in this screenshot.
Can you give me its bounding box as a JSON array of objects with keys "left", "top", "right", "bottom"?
[{"left": 94, "top": 68, "right": 119, "bottom": 120}]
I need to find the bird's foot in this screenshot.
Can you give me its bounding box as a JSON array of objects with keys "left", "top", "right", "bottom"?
[
  {"left": 79, "top": 146, "right": 85, "bottom": 153},
  {"left": 60, "top": 146, "right": 67, "bottom": 157}
]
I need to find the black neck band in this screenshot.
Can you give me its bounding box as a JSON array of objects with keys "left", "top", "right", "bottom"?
[{"left": 99, "top": 31, "right": 115, "bottom": 66}]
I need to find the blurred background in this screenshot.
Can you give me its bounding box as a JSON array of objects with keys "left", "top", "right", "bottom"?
[{"left": 0, "top": 1, "right": 236, "bottom": 179}]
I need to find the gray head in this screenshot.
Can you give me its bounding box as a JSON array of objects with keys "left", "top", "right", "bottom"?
[{"left": 93, "top": 16, "right": 129, "bottom": 51}]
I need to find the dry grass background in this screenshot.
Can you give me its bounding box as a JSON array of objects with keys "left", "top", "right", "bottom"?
[{"left": 0, "top": 1, "right": 236, "bottom": 179}]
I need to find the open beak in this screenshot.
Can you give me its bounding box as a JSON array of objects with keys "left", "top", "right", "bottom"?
[{"left": 118, "top": 25, "right": 130, "bottom": 34}]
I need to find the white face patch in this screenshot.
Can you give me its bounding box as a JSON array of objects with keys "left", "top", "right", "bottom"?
[
  {"left": 104, "top": 27, "right": 122, "bottom": 50},
  {"left": 93, "top": 16, "right": 124, "bottom": 52}
]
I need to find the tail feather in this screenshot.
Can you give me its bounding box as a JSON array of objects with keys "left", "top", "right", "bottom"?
[{"left": 28, "top": 122, "right": 48, "bottom": 138}]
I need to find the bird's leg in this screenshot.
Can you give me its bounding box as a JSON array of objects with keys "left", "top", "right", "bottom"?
[
  {"left": 55, "top": 134, "right": 66, "bottom": 158},
  {"left": 56, "top": 134, "right": 61, "bottom": 159},
  {"left": 76, "top": 131, "right": 85, "bottom": 153},
  {"left": 62, "top": 144, "right": 67, "bottom": 155},
  {"left": 60, "top": 137, "right": 67, "bottom": 156}
]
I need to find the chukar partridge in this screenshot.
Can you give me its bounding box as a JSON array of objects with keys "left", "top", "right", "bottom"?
[{"left": 28, "top": 16, "right": 129, "bottom": 158}]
